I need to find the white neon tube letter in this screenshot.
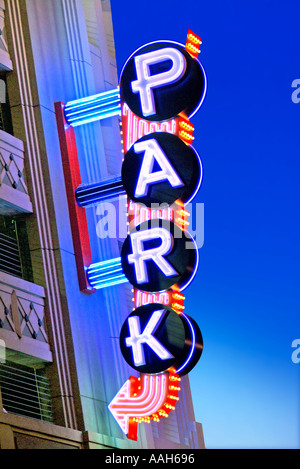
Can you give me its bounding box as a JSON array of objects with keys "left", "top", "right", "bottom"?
[
  {"left": 134, "top": 138, "right": 183, "bottom": 198},
  {"left": 131, "top": 47, "right": 186, "bottom": 117},
  {"left": 125, "top": 309, "right": 174, "bottom": 366},
  {"left": 127, "top": 227, "right": 178, "bottom": 284}
]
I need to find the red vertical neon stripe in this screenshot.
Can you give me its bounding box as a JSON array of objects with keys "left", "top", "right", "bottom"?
[{"left": 55, "top": 101, "right": 95, "bottom": 294}]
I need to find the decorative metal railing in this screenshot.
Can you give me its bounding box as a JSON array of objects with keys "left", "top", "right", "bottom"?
[{"left": 0, "top": 361, "right": 53, "bottom": 422}]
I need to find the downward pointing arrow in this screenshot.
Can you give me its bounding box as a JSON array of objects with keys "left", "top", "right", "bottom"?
[{"left": 108, "top": 373, "right": 169, "bottom": 440}]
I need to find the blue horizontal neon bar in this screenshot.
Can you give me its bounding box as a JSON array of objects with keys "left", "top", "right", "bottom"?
[
  {"left": 64, "top": 88, "right": 121, "bottom": 127},
  {"left": 76, "top": 176, "right": 125, "bottom": 207},
  {"left": 86, "top": 257, "right": 128, "bottom": 290}
]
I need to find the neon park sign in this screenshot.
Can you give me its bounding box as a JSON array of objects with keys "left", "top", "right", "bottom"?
[
  {"left": 54, "top": 29, "right": 206, "bottom": 442},
  {"left": 113, "top": 31, "right": 206, "bottom": 440}
]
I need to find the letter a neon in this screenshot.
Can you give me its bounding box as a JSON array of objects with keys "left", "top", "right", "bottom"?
[
  {"left": 131, "top": 47, "right": 186, "bottom": 117},
  {"left": 134, "top": 138, "right": 184, "bottom": 198}
]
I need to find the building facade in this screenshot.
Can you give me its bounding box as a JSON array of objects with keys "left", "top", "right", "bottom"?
[{"left": 0, "top": 0, "right": 204, "bottom": 449}]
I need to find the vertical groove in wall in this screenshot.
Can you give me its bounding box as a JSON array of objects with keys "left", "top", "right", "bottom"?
[
  {"left": 61, "top": 0, "right": 118, "bottom": 264},
  {"left": 61, "top": 0, "right": 102, "bottom": 184},
  {"left": 6, "top": 0, "right": 78, "bottom": 430},
  {"left": 60, "top": 0, "right": 135, "bottom": 427},
  {"left": 62, "top": 0, "right": 88, "bottom": 99}
]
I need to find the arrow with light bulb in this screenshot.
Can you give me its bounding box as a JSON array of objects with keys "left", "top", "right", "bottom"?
[{"left": 108, "top": 372, "right": 180, "bottom": 440}]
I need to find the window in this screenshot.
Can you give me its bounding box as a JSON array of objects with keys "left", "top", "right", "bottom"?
[
  {"left": 0, "top": 361, "right": 53, "bottom": 422},
  {"left": 0, "top": 74, "right": 13, "bottom": 135},
  {"left": 0, "top": 215, "right": 33, "bottom": 282}
]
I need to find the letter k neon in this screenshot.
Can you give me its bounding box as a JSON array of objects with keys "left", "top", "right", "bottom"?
[{"left": 125, "top": 309, "right": 174, "bottom": 367}]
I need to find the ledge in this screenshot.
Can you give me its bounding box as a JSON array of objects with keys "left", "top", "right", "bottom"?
[
  {"left": 0, "top": 272, "right": 52, "bottom": 366},
  {"left": 0, "top": 129, "right": 33, "bottom": 215},
  {"left": 0, "top": 411, "right": 83, "bottom": 449},
  {"left": 0, "top": 271, "right": 45, "bottom": 298}
]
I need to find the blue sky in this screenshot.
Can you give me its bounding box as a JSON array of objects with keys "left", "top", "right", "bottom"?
[{"left": 110, "top": 0, "right": 300, "bottom": 448}]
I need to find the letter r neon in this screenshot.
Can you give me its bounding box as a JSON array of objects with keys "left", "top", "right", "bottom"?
[
  {"left": 127, "top": 227, "right": 178, "bottom": 284},
  {"left": 131, "top": 47, "right": 186, "bottom": 117}
]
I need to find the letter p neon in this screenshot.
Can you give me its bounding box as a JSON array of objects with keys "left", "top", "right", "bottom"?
[{"left": 131, "top": 47, "right": 186, "bottom": 118}]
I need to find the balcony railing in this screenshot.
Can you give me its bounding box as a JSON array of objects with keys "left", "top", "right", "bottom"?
[
  {"left": 0, "top": 216, "right": 33, "bottom": 282},
  {"left": 0, "top": 129, "right": 33, "bottom": 216},
  {"left": 0, "top": 271, "right": 52, "bottom": 364},
  {"left": 0, "top": 232, "right": 22, "bottom": 278},
  {"left": 0, "top": 361, "right": 53, "bottom": 422}
]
